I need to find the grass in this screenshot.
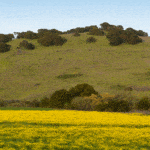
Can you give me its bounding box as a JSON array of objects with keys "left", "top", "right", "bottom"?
[
  {"left": 0, "top": 109, "right": 150, "bottom": 149},
  {"left": 0, "top": 33, "right": 150, "bottom": 102}
]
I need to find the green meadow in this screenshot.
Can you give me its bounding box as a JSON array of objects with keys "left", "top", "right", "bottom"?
[{"left": 0, "top": 33, "right": 150, "bottom": 102}]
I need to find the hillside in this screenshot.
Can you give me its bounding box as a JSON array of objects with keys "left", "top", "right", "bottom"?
[{"left": 0, "top": 33, "right": 150, "bottom": 102}]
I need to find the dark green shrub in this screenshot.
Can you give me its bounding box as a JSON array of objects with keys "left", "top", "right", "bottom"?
[
  {"left": 16, "top": 32, "right": 26, "bottom": 39},
  {"left": 24, "top": 31, "right": 38, "bottom": 39},
  {"left": 19, "top": 40, "right": 35, "bottom": 50},
  {"left": 126, "top": 34, "right": 142, "bottom": 45},
  {"left": 0, "top": 34, "right": 14, "bottom": 43},
  {"left": 19, "top": 40, "right": 28, "bottom": 47},
  {"left": 37, "top": 34, "right": 67, "bottom": 46},
  {"left": 26, "top": 43, "right": 35, "bottom": 50},
  {"left": 88, "top": 28, "right": 104, "bottom": 36},
  {"left": 70, "top": 97, "right": 93, "bottom": 111},
  {"left": 106, "top": 29, "right": 124, "bottom": 46},
  {"left": 0, "top": 99, "right": 7, "bottom": 107},
  {"left": 39, "top": 96, "right": 50, "bottom": 108},
  {"left": 73, "top": 32, "right": 80, "bottom": 37},
  {"left": 86, "top": 37, "right": 97, "bottom": 43},
  {"left": 94, "top": 102, "right": 109, "bottom": 111},
  {"left": 108, "top": 96, "right": 132, "bottom": 112},
  {"left": 68, "top": 83, "right": 99, "bottom": 98},
  {"left": 136, "top": 96, "right": 150, "bottom": 110},
  {"left": 49, "top": 89, "right": 72, "bottom": 109},
  {"left": 0, "top": 42, "right": 11, "bottom": 53}
]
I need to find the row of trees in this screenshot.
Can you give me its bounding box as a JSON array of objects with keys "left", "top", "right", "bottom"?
[{"left": 100, "top": 22, "right": 148, "bottom": 36}]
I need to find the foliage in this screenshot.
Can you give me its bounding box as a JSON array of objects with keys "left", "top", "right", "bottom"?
[
  {"left": 136, "top": 96, "right": 150, "bottom": 110},
  {"left": 108, "top": 94, "right": 133, "bottom": 112},
  {"left": 106, "top": 29, "right": 124, "bottom": 46},
  {"left": 19, "top": 40, "right": 35, "bottom": 50},
  {"left": 88, "top": 28, "right": 104, "bottom": 36},
  {"left": 70, "top": 96, "right": 93, "bottom": 111},
  {"left": 68, "top": 83, "right": 99, "bottom": 99},
  {"left": 37, "top": 34, "right": 67, "bottom": 46},
  {"left": 100, "top": 22, "right": 111, "bottom": 30},
  {"left": 56, "top": 73, "right": 83, "bottom": 79},
  {"left": 24, "top": 31, "right": 38, "bottom": 39},
  {"left": 106, "top": 29, "right": 143, "bottom": 46},
  {"left": 125, "top": 33, "right": 142, "bottom": 45},
  {"left": 29, "top": 99, "right": 40, "bottom": 107},
  {"left": 0, "top": 42, "right": 11, "bottom": 53},
  {"left": 0, "top": 99, "right": 7, "bottom": 107},
  {"left": 16, "top": 32, "right": 26, "bottom": 39},
  {"left": 86, "top": 37, "right": 97, "bottom": 43},
  {"left": 49, "top": 89, "right": 72, "bottom": 108},
  {"left": 0, "top": 34, "right": 14, "bottom": 43},
  {"left": 73, "top": 32, "right": 80, "bottom": 37},
  {"left": 37, "top": 29, "right": 62, "bottom": 38},
  {"left": 39, "top": 96, "right": 51, "bottom": 108}
]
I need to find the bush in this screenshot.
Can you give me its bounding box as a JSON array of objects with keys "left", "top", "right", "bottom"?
[
  {"left": 0, "top": 42, "right": 11, "bottom": 53},
  {"left": 29, "top": 99, "right": 40, "bottom": 107},
  {"left": 126, "top": 34, "right": 142, "bottom": 45},
  {"left": 49, "top": 89, "right": 72, "bottom": 109},
  {"left": 86, "top": 37, "right": 97, "bottom": 43},
  {"left": 94, "top": 102, "right": 109, "bottom": 111},
  {"left": 106, "top": 29, "right": 124, "bottom": 46},
  {"left": 70, "top": 97, "right": 93, "bottom": 111},
  {"left": 39, "top": 96, "right": 51, "bottom": 108},
  {"left": 16, "top": 32, "right": 26, "bottom": 39},
  {"left": 106, "top": 29, "right": 143, "bottom": 46},
  {"left": 73, "top": 32, "right": 80, "bottom": 37},
  {"left": 108, "top": 95, "right": 132, "bottom": 112},
  {"left": 88, "top": 28, "right": 104, "bottom": 36},
  {"left": 19, "top": 40, "right": 35, "bottom": 50},
  {"left": 68, "top": 83, "right": 99, "bottom": 99},
  {"left": 0, "top": 34, "right": 14, "bottom": 43},
  {"left": 136, "top": 96, "right": 150, "bottom": 110},
  {"left": 0, "top": 99, "right": 8, "bottom": 107},
  {"left": 24, "top": 31, "right": 38, "bottom": 39},
  {"left": 37, "top": 34, "right": 67, "bottom": 46}
]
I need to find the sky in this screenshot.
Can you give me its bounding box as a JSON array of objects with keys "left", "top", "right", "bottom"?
[{"left": 0, "top": 0, "right": 150, "bottom": 37}]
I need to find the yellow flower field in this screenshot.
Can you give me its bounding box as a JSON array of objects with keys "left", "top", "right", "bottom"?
[{"left": 0, "top": 110, "right": 150, "bottom": 150}]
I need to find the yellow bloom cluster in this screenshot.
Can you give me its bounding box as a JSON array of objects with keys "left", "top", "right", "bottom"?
[{"left": 0, "top": 110, "right": 150, "bottom": 149}]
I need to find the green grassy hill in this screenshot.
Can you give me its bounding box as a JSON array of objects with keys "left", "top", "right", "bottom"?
[{"left": 0, "top": 33, "right": 150, "bottom": 102}]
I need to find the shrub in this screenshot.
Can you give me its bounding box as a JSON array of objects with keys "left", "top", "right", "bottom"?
[
  {"left": 0, "top": 42, "right": 11, "bottom": 53},
  {"left": 68, "top": 83, "right": 99, "bottom": 98},
  {"left": 39, "top": 96, "right": 51, "bottom": 108},
  {"left": 136, "top": 96, "right": 150, "bottom": 110},
  {"left": 29, "top": 99, "right": 40, "bottom": 107},
  {"left": 70, "top": 96, "right": 93, "bottom": 111},
  {"left": 0, "top": 34, "right": 14, "bottom": 43},
  {"left": 0, "top": 99, "right": 7, "bottom": 107},
  {"left": 92, "top": 93, "right": 115, "bottom": 111},
  {"left": 94, "top": 102, "right": 109, "bottom": 111},
  {"left": 108, "top": 95, "right": 132, "bottom": 112},
  {"left": 88, "top": 28, "right": 104, "bottom": 36},
  {"left": 24, "top": 31, "right": 38, "bottom": 39},
  {"left": 106, "top": 29, "right": 124, "bottom": 46},
  {"left": 16, "top": 32, "right": 26, "bottom": 39},
  {"left": 19, "top": 40, "right": 35, "bottom": 50},
  {"left": 86, "top": 37, "right": 97, "bottom": 43},
  {"left": 126, "top": 34, "right": 142, "bottom": 45},
  {"left": 49, "top": 89, "right": 72, "bottom": 109},
  {"left": 73, "top": 32, "right": 80, "bottom": 37},
  {"left": 37, "top": 34, "right": 67, "bottom": 46}
]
